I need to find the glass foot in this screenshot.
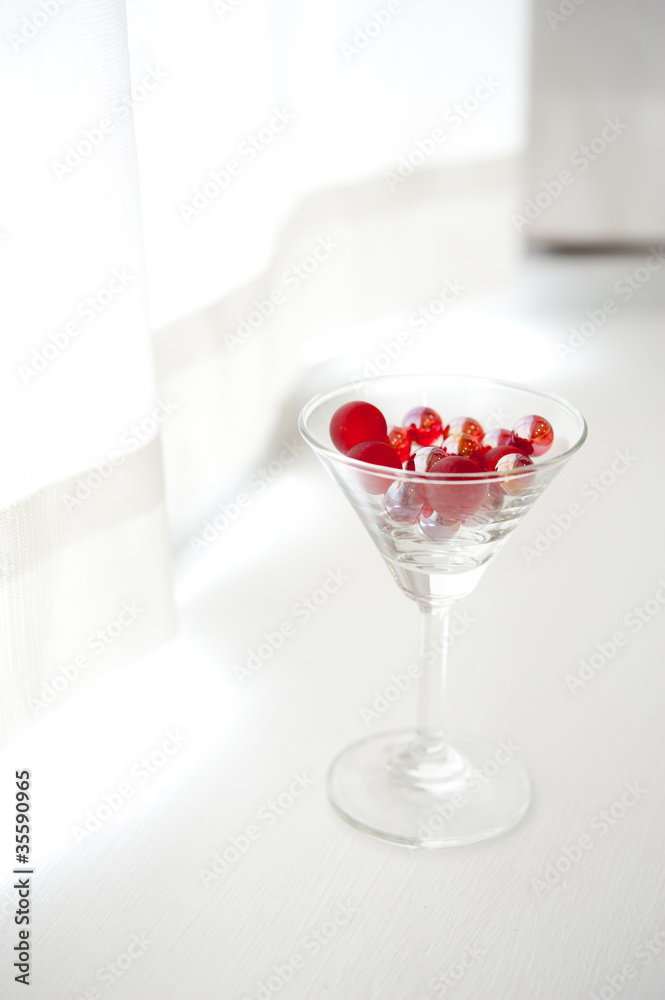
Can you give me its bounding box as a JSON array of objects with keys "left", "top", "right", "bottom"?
[{"left": 327, "top": 730, "right": 530, "bottom": 848}]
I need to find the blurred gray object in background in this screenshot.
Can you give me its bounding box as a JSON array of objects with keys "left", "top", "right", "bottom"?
[{"left": 528, "top": 0, "right": 665, "bottom": 245}]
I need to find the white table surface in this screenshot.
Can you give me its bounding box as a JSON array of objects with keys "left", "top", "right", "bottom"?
[{"left": 2, "top": 250, "right": 665, "bottom": 1000}]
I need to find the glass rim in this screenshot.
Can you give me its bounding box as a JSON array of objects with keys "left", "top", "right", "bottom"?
[{"left": 298, "top": 373, "right": 588, "bottom": 484}]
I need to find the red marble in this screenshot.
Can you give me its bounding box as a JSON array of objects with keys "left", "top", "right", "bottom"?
[
  {"left": 482, "top": 445, "right": 526, "bottom": 471},
  {"left": 402, "top": 406, "right": 443, "bottom": 446},
  {"left": 442, "top": 433, "right": 484, "bottom": 461},
  {"left": 387, "top": 425, "right": 412, "bottom": 464},
  {"left": 511, "top": 414, "right": 554, "bottom": 457},
  {"left": 346, "top": 440, "right": 402, "bottom": 494},
  {"left": 496, "top": 452, "right": 535, "bottom": 496},
  {"left": 481, "top": 427, "right": 513, "bottom": 451},
  {"left": 443, "top": 416, "right": 484, "bottom": 442},
  {"left": 423, "top": 456, "right": 486, "bottom": 520},
  {"left": 406, "top": 445, "right": 446, "bottom": 473},
  {"left": 330, "top": 401, "right": 388, "bottom": 455}
]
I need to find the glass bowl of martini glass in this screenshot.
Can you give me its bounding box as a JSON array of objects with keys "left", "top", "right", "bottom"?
[{"left": 299, "top": 374, "right": 587, "bottom": 848}]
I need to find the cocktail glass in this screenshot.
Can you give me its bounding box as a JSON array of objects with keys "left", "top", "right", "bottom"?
[{"left": 299, "top": 374, "right": 587, "bottom": 847}]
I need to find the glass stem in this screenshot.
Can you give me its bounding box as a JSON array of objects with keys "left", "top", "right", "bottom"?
[
  {"left": 417, "top": 603, "right": 451, "bottom": 751},
  {"left": 388, "top": 600, "right": 466, "bottom": 787}
]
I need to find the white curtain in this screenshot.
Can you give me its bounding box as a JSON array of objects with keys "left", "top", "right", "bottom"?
[
  {"left": 0, "top": 0, "right": 175, "bottom": 746},
  {"left": 0, "top": 0, "right": 529, "bottom": 746}
]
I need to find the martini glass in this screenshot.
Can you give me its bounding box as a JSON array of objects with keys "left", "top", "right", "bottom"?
[{"left": 299, "top": 374, "right": 587, "bottom": 848}]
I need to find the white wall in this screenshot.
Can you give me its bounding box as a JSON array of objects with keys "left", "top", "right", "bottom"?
[{"left": 525, "top": 0, "right": 665, "bottom": 244}]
